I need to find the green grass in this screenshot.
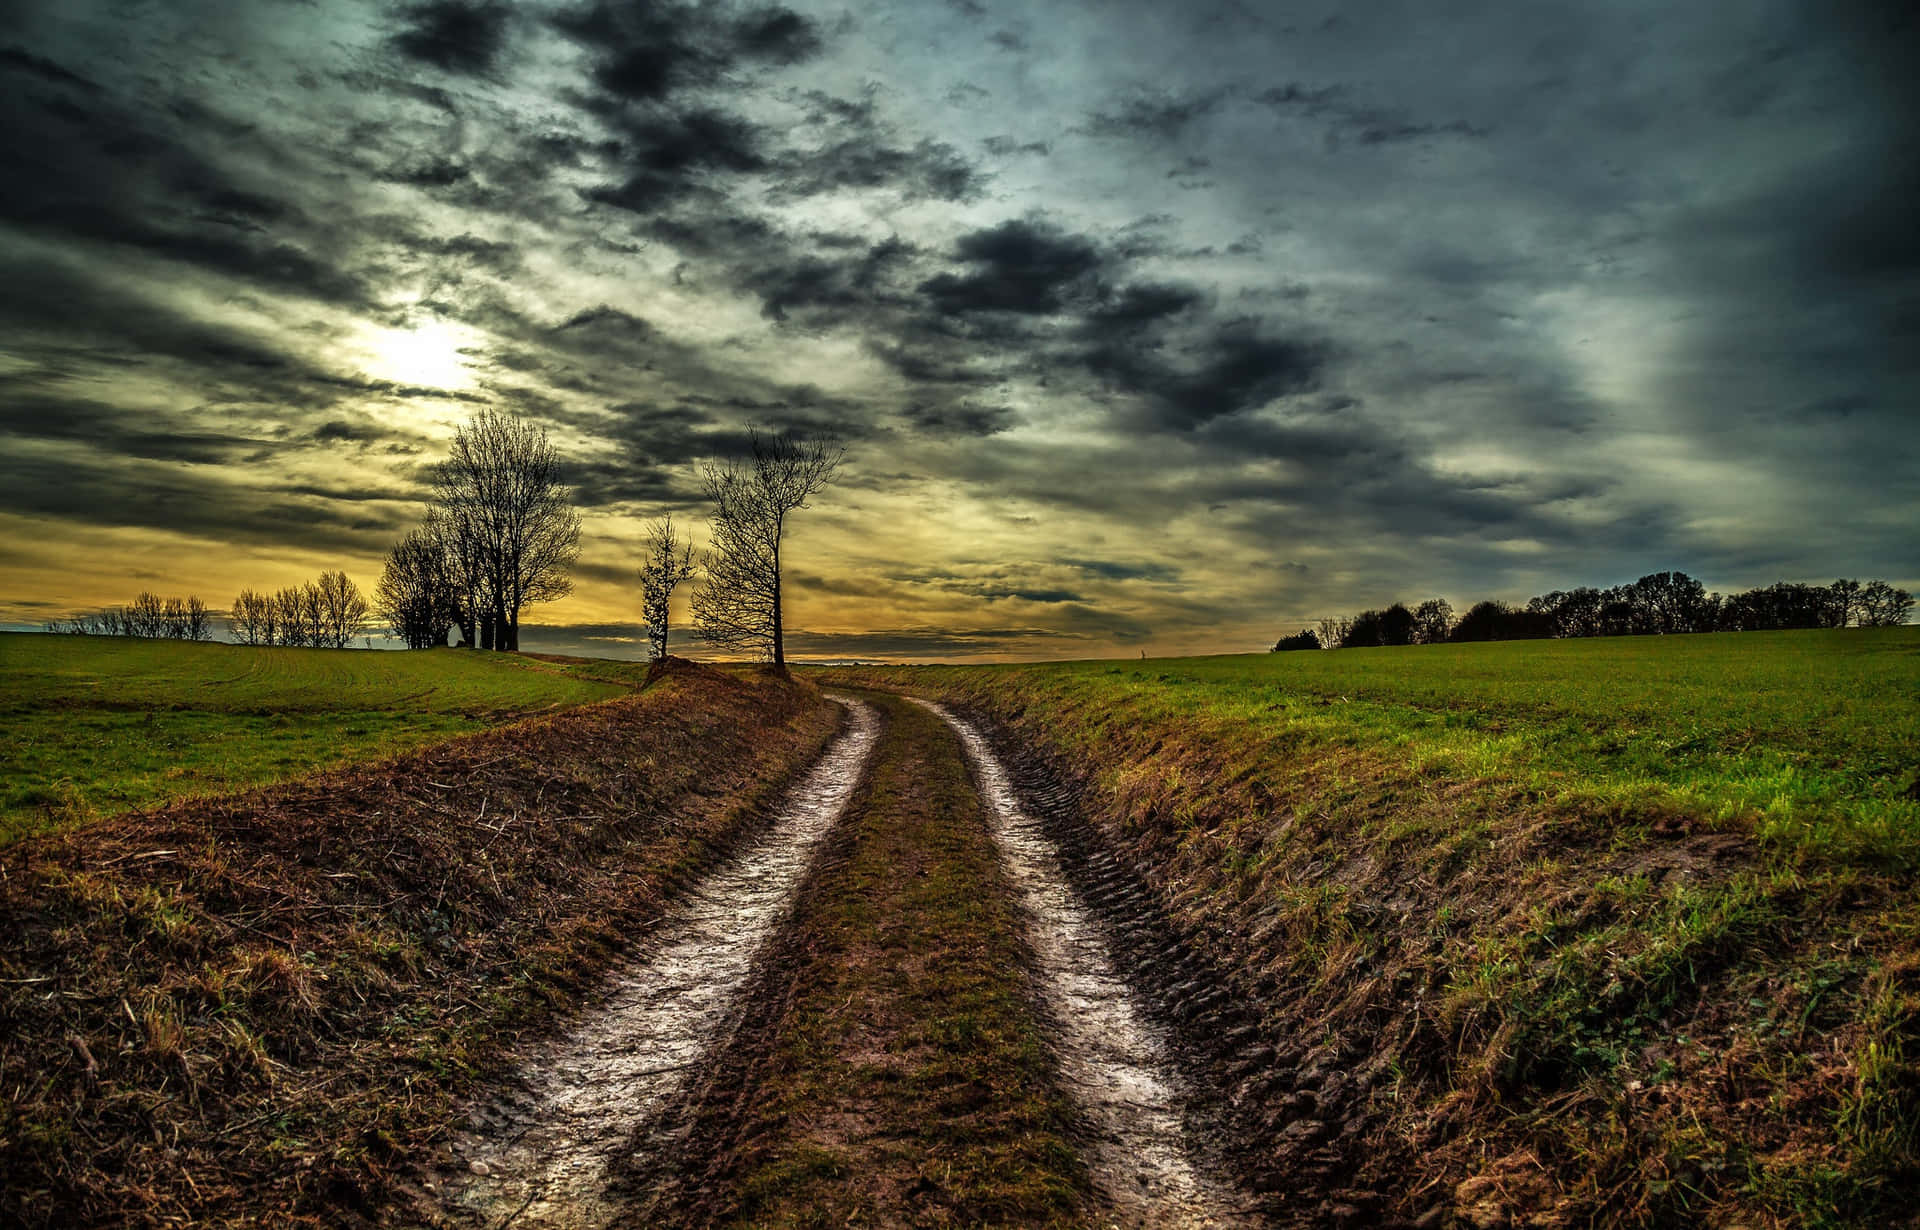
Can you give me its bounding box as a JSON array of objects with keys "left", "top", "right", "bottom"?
[
  {"left": 0, "top": 633, "right": 624, "bottom": 843},
  {"left": 826, "top": 627, "right": 1920, "bottom": 867}
]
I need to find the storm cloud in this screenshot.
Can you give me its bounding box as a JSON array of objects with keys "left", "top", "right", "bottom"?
[{"left": 0, "top": 0, "right": 1913, "bottom": 657}]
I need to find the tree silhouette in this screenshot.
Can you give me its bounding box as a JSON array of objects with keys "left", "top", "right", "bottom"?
[
  {"left": 692, "top": 429, "right": 843, "bottom": 671},
  {"left": 432, "top": 408, "right": 580, "bottom": 651},
  {"left": 638, "top": 514, "right": 698, "bottom": 661}
]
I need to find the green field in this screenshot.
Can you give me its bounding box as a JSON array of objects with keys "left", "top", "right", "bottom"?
[
  {"left": 0, "top": 633, "right": 624, "bottom": 843},
  {"left": 824, "top": 626, "right": 1920, "bottom": 867}
]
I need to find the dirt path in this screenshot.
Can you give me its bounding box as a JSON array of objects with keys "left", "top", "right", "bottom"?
[
  {"left": 921, "top": 700, "right": 1264, "bottom": 1228},
  {"left": 422, "top": 696, "right": 881, "bottom": 1228},
  {"left": 631, "top": 691, "right": 1091, "bottom": 1226}
]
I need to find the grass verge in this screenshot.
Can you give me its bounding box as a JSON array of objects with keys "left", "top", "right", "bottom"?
[
  {"left": 0, "top": 633, "right": 624, "bottom": 844},
  {"left": 818, "top": 640, "right": 1920, "bottom": 1228},
  {"left": 0, "top": 659, "right": 839, "bottom": 1229},
  {"left": 636, "top": 691, "right": 1089, "bottom": 1228}
]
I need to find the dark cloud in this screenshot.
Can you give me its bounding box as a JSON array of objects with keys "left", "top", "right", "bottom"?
[
  {"left": 1254, "top": 82, "right": 1488, "bottom": 148},
  {"left": 1086, "top": 324, "right": 1325, "bottom": 430},
  {"left": 392, "top": 3, "right": 511, "bottom": 75},
  {"left": 555, "top": 0, "right": 822, "bottom": 102},
  {"left": 774, "top": 137, "right": 983, "bottom": 202},
  {"left": 920, "top": 219, "right": 1106, "bottom": 315},
  {"left": 1081, "top": 86, "right": 1233, "bottom": 140}
]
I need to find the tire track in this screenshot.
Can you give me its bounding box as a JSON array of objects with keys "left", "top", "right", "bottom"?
[
  {"left": 919, "top": 700, "right": 1265, "bottom": 1228},
  {"left": 423, "top": 695, "right": 880, "bottom": 1229}
]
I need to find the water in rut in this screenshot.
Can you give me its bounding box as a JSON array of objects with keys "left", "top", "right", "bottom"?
[
  {"left": 922, "top": 701, "right": 1260, "bottom": 1229},
  {"left": 428, "top": 696, "right": 880, "bottom": 1229}
]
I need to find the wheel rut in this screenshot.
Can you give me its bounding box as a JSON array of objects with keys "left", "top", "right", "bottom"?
[
  {"left": 920, "top": 700, "right": 1266, "bottom": 1228},
  {"left": 420, "top": 695, "right": 880, "bottom": 1229}
]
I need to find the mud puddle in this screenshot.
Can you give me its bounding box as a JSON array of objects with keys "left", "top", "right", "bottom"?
[
  {"left": 921, "top": 701, "right": 1262, "bottom": 1228},
  {"left": 424, "top": 696, "right": 880, "bottom": 1229}
]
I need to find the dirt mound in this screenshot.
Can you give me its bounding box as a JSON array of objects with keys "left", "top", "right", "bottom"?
[{"left": 0, "top": 672, "right": 840, "bottom": 1229}]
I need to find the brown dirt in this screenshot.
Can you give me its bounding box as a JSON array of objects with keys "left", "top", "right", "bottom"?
[
  {"left": 0, "top": 661, "right": 841, "bottom": 1229},
  {"left": 629, "top": 690, "right": 1091, "bottom": 1228}
]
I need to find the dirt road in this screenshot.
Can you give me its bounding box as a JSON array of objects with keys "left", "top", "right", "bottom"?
[{"left": 417, "top": 689, "right": 1266, "bottom": 1228}]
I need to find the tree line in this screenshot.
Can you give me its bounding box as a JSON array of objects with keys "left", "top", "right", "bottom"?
[
  {"left": 372, "top": 410, "right": 841, "bottom": 669},
  {"left": 48, "top": 592, "right": 214, "bottom": 640},
  {"left": 1276, "top": 571, "right": 1915, "bottom": 651},
  {"left": 229, "top": 572, "right": 370, "bottom": 649}
]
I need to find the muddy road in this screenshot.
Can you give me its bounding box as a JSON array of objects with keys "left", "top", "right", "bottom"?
[
  {"left": 425, "top": 697, "right": 881, "bottom": 1227},
  {"left": 418, "top": 690, "right": 1271, "bottom": 1228}
]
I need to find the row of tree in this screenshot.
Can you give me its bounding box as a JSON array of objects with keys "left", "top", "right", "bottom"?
[
  {"left": 229, "top": 572, "right": 371, "bottom": 649},
  {"left": 48, "top": 592, "right": 214, "bottom": 640},
  {"left": 1277, "top": 572, "right": 1914, "bottom": 651},
  {"left": 372, "top": 418, "right": 842, "bottom": 669}
]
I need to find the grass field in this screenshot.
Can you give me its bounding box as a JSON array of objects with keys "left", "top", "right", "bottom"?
[
  {"left": 0, "top": 633, "right": 624, "bottom": 843},
  {"left": 829, "top": 626, "right": 1920, "bottom": 868},
  {"left": 817, "top": 627, "right": 1920, "bottom": 1225}
]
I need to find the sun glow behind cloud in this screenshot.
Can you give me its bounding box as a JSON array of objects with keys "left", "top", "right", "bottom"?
[{"left": 354, "top": 318, "right": 479, "bottom": 392}]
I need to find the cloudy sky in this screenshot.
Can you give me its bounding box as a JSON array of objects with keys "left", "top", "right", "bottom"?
[{"left": 2, "top": 0, "right": 1914, "bottom": 659}]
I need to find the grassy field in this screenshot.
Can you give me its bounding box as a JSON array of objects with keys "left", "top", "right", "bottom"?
[
  {"left": 0, "top": 633, "right": 624, "bottom": 843},
  {"left": 818, "top": 627, "right": 1920, "bottom": 1226},
  {"left": 830, "top": 626, "right": 1920, "bottom": 868}
]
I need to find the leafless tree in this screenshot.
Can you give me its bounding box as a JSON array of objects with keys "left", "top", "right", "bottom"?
[
  {"left": 315, "top": 570, "right": 370, "bottom": 648},
  {"left": 692, "top": 429, "right": 843, "bottom": 671},
  {"left": 376, "top": 529, "right": 460, "bottom": 649},
  {"left": 1316, "top": 615, "right": 1351, "bottom": 650},
  {"left": 230, "top": 590, "right": 271, "bottom": 645},
  {"left": 432, "top": 408, "right": 580, "bottom": 651},
  {"left": 638, "top": 514, "right": 698, "bottom": 661}
]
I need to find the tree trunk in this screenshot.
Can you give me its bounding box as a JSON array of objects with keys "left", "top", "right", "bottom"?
[
  {"left": 480, "top": 614, "right": 495, "bottom": 651},
  {"left": 771, "top": 532, "right": 784, "bottom": 671}
]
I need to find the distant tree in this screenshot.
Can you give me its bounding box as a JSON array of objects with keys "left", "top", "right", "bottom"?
[
  {"left": 1859, "top": 580, "right": 1914, "bottom": 627},
  {"left": 692, "top": 429, "right": 844, "bottom": 671},
  {"left": 431, "top": 407, "right": 580, "bottom": 652},
  {"left": 1626, "top": 571, "right": 1710, "bottom": 635},
  {"left": 185, "top": 596, "right": 211, "bottom": 642},
  {"left": 638, "top": 514, "right": 698, "bottom": 661},
  {"left": 1719, "top": 582, "right": 1835, "bottom": 632},
  {"left": 1379, "top": 602, "right": 1417, "bottom": 646},
  {"left": 230, "top": 590, "right": 268, "bottom": 645},
  {"left": 1412, "top": 598, "right": 1453, "bottom": 645},
  {"left": 1828, "top": 578, "right": 1863, "bottom": 627},
  {"left": 376, "top": 530, "right": 460, "bottom": 649},
  {"left": 1340, "top": 609, "right": 1385, "bottom": 648},
  {"left": 1271, "top": 628, "right": 1319, "bottom": 652},
  {"left": 1316, "top": 615, "right": 1351, "bottom": 650},
  {"left": 315, "top": 570, "right": 369, "bottom": 649}
]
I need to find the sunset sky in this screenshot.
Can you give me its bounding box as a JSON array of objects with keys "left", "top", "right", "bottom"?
[{"left": 2, "top": 0, "right": 1914, "bottom": 660}]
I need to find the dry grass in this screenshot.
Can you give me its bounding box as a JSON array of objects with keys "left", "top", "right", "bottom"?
[{"left": 0, "top": 660, "right": 840, "bottom": 1229}]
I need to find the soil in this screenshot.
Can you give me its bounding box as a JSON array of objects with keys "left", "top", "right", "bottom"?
[{"left": 418, "top": 697, "right": 881, "bottom": 1228}]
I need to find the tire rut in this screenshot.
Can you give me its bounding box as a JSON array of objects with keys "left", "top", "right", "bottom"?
[
  {"left": 921, "top": 700, "right": 1269, "bottom": 1228},
  {"left": 416, "top": 695, "right": 881, "bottom": 1229}
]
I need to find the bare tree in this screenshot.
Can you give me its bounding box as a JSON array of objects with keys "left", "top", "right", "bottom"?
[
  {"left": 315, "top": 570, "right": 370, "bottom": 649},
  {"left": 1316, "top": 615, "right": 1351, "bottom": 650},
  {"left": 376, "top": 529, "right": 460, "bottom": 649},
  {"left": 230, "top": 590, "right": 270, "bottom": 645},
  {"left": 638, "top": 514, "right": 698, "bottom": 661},
  {"left": 692, "top": 429, "right": 844, "bottom": 671},
  {"left": 432, "top": 408, "right": 580, "bottom": 651}
]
